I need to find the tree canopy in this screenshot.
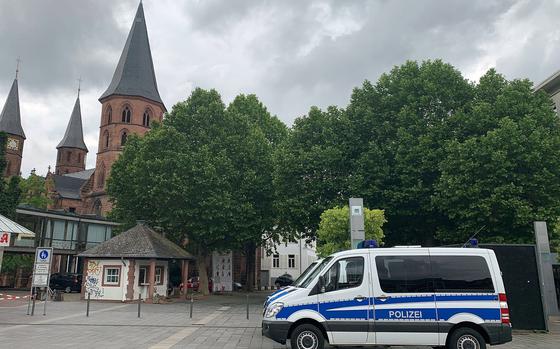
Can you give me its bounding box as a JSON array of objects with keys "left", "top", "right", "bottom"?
[
  {"left": 108, "top": 89, "right": 286, "bottom": 292},
  {"left": 316, "top": 206, "right": 385, "bottom": 257}
]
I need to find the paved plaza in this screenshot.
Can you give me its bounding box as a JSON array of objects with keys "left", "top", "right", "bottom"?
[{"left": 0, "top": 291, "right": 558, "bottom": 349}]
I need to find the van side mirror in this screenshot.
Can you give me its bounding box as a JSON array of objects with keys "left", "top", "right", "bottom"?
[{"left": 319, "top": 275, "right": 326, "bottom": 293}]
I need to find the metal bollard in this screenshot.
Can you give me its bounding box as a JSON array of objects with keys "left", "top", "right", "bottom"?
[
  {"left": 31, "top": 295, "right": 36, "bottom": 316},
  {"left": 86, "top": 292, "right": 91, "bottom": 317},
  {"left": 246, "top": 294, "right": 249, "bottom": 320},
  {"left": 138, "top": 293, "right": 142, "bottom": 318},
  {"left": 189, "top": 296, "right": 193, "bottom": 318}
]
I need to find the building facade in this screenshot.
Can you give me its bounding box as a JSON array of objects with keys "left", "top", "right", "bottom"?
[{"left": 260, "top": 238, "right": 318, "bottom": 288}]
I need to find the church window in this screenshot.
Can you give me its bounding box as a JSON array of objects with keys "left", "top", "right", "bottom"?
[
  {"left": 122, "top": 105, "right": 131, "bottom": 123},
  {"left": 143, "top": 109, "right": 151, "bottom": 127},
  {"left": 98, "top": 168, "right": 105, "bottom": 188},
  {"left": 67, "top": 151, "right": 72, "bottom": 162},
  {"left": 78, "top": 153, "right": 82, "bottom": 163},
  {"left": 104, "top": 131, "right": 109, "bottom": 149},
  {"left": 121, "top": 131, "right": 128, "bottom": 147},
  {"left": 93, "top": 199, "right": 102, "bottom": 217},
  {"left": 107, "top": 106, "right": 113, "bottom": 124}
]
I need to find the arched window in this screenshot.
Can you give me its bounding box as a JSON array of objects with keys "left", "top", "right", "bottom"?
[
  {"left": 143, "top": 109, "right": 151, "bottom": 127},
  {"left": 97, "top": 166, "right": 105, "bottom": 188},
  {"left": 93, "top": 199, "right": 102, "bottom": 217},
  {"left": 78, "top": 153, "right": 82, "bottom": 163},
  {"left": 121, "top": 105, "right": 131, "bottom": 123},
  {"left": 103, "top": 131, "right": 109, "bottom": 149},
  {"left": 121, "top": 131, "right": 128, "bottom": 146},
  {"left": 67, "top": 151, "right": 71, "bottom": 162},
  {"left": 107, "top": 106, "right": 112, "bottom": 124}
]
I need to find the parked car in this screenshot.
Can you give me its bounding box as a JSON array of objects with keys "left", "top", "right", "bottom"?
[
  {"left": 50, "top": 273, "right": 82, "bottom": 293},
  {"left": 274, "top": 273, "right": 293, "bottom": 287}
]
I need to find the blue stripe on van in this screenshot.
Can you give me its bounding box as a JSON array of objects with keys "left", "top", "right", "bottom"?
[
  {"left": 375, "top": 308, "right": 438, "bottom": 320},
  {"left": 437, "top": 308, "right": 500, "bottom": 321}
]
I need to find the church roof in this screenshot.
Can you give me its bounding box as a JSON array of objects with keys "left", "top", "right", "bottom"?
[
  {"left": 0, "top": 78, "right": 25, "bottom": 138},
  {"left": 79, "top": 223, "right": 193, "bottom": 260},
  {"left": 99, "top": 2, "right": 165, "bottom": 109},
  {"left": 52, "top": 174, "right": 87, "bottom": 199},
  {"left": 57, "top": 96, "right": 88, "bottom": 151},
  {"left": 64, "top": 168, "right": 95, "bottom": 180}
]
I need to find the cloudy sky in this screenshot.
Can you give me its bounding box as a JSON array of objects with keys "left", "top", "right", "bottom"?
[{"left": 1, "top": 0, "right": 560, "bottom": 176}]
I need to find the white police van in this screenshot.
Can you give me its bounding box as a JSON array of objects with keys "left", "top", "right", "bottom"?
[{"left": 262, "top": 242, "right": 512, "bottom": 349}]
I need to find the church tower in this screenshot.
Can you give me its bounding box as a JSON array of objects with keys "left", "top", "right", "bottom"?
[
  {"left": 88, "top": 2, "right": 165, "bottom": 214},
  {"left": 56, "top": 91, "right": 88, "bottom": 175},
  {"left": 0, "top": 70, "right": 25, "bottom": 177}
]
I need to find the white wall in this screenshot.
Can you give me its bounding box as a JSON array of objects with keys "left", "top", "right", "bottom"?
[
  {"left": 84, "top": 259, "right": 168, "bottom": 301},
  {"left": 261, "top": 238, "right": 317, "bottom": 285},
  {"left": 132, "top": 260, "right": 168, "bottom": 300},
  {"left": 84, "top": 259, "right": 128, "bottom": 301}
]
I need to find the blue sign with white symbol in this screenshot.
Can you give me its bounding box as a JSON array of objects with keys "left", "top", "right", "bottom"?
[{"left": 39, "top": 250, "right": 49, "bottom": 260}]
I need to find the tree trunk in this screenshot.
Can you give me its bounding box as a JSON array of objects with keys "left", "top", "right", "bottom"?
[
  {"left": 243, "top": 242, "right": 256, "bottom": 292},
  {"left": 197, "top": 255, "right": 210, "bottom": 296}
]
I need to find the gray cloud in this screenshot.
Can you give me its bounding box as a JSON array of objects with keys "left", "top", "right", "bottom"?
[{"left": 0, "top": 0, "right": 558, "bottom": 177}]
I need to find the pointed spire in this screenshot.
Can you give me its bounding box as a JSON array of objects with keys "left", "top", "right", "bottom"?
[
  {"left": 0, "top": 77, "right": 25, "bottom": 139},
  {"left": 57, "top": 94, "right": 88, "bottom": 151},
  {"left": 99, "top": 2, "right": 165, "bottom": 109}
]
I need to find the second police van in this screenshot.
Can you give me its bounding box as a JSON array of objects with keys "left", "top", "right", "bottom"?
[{"left": 262, "top": 242, "right": 512, "bottom": 349}]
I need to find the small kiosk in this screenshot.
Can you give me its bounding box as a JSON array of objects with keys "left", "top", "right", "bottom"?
[{"left": 78, "top": 222, "right": 193, "bottom": 302}]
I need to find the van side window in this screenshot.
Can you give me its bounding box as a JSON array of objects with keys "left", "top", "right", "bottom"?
[
  {"left": 431, "top": 256, "right": 494, "bottom": 293},
  {"left": 323, "top": 257, "right": 364, "bottom": 292},
  {"left": 376, "top": 256, "right": 432, "bottom": 293}
]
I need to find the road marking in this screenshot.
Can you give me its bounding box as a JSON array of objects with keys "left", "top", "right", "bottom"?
[
  {"left": 148, "top": 327, "right": 198, "bottom": 349},
  {"left": 0, "top": 303, "right": 130, "bottom": 333},
  {"left": 192, "top": 306, "right": 230, "bottom": 325}
]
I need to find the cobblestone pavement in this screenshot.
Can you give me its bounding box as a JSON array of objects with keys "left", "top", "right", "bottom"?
[{"left": 0, "top": 291, "right": 558, "bottom": 348}]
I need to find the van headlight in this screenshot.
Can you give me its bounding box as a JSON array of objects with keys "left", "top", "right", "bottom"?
[{"left": 265, "top": 302, "right": 284, "bottom": 318}]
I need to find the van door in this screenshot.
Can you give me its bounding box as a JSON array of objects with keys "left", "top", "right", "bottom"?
[
  {"left": 317, "top": 254, "right": 370, "bottom": 345},
  {"left": 371, "top": 250, "right": 438, "bottom": 346}
]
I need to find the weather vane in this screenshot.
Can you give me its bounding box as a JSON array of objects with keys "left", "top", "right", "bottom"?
[
  {"left": 15, "top": 57, "right": 21, "bottom": 79},
  {"left": 77, "top": 77, "right": 82, "bottom": 96}
]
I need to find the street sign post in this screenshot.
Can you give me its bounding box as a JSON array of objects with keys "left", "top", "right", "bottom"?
[{"left": 28, "top": 247, "right": 53, "bottom": 316}]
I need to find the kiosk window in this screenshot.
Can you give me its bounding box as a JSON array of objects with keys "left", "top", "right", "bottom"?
[
  {"left": 376, "top": 256, "right": 432, "bottom": 293},
  {"left": 323, "top": 257, "right": 364, "bottom": 292},
  {"left": 431, "top": 256, "right": 494, "bottom": 293}
]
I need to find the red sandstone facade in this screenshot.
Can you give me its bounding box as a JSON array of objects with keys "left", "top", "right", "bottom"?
[{"left": 55, "top": 147, "right": 87, "bottom": 175}]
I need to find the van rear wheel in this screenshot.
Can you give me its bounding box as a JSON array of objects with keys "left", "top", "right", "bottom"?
[
  {"left": 290, "top": 324, "right": 324, "bottom": 349},
  {"left": 448, "top": 327, "right": 486, "bottom": 349}
]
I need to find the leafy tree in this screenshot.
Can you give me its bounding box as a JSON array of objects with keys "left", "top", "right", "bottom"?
[
  {"left": 19, "top": 171, "right": 51, "bottom": 209},
  {"left": 433, "top": 74, "right": 560, "bottom": 243},
  {"left": 347, "top": 60, "right": 473, "bottom": 245},
  {"left": 109, "top": 88, "right": 279, "bottom": 294},
  {"left": 274, "top": 106, "right": 350, "bottom": 239},
  {"left": 316, "top": 206, "right": 386, "bottom": 257}
]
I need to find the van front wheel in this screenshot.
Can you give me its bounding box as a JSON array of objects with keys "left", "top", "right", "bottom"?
[
  {"left": 290, "top": 324, "right": 325, "bottom": 349},
  {"left": 448, "top": 327, "right": 486, "bottom": 349}
]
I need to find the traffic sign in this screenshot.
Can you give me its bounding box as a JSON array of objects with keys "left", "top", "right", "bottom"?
[{"left": 32, "top": 247, "right": 53, "bottom": 287}]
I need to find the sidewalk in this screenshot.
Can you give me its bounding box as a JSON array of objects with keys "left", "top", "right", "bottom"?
[{"left": 0, "top": 292, "right": 558, "bottom": 348}]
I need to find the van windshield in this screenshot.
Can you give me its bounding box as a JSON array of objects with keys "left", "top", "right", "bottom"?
[
  {"left": 300, "top": 257, "right": 332, "bottom": 288},
  {"left": 293, "top": 260, "right": 320, "bottom": 287}
]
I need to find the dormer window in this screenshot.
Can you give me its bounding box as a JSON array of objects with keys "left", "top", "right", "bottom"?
[{"left": 122, "top": 105, "right": 131, "bottom": 123}]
